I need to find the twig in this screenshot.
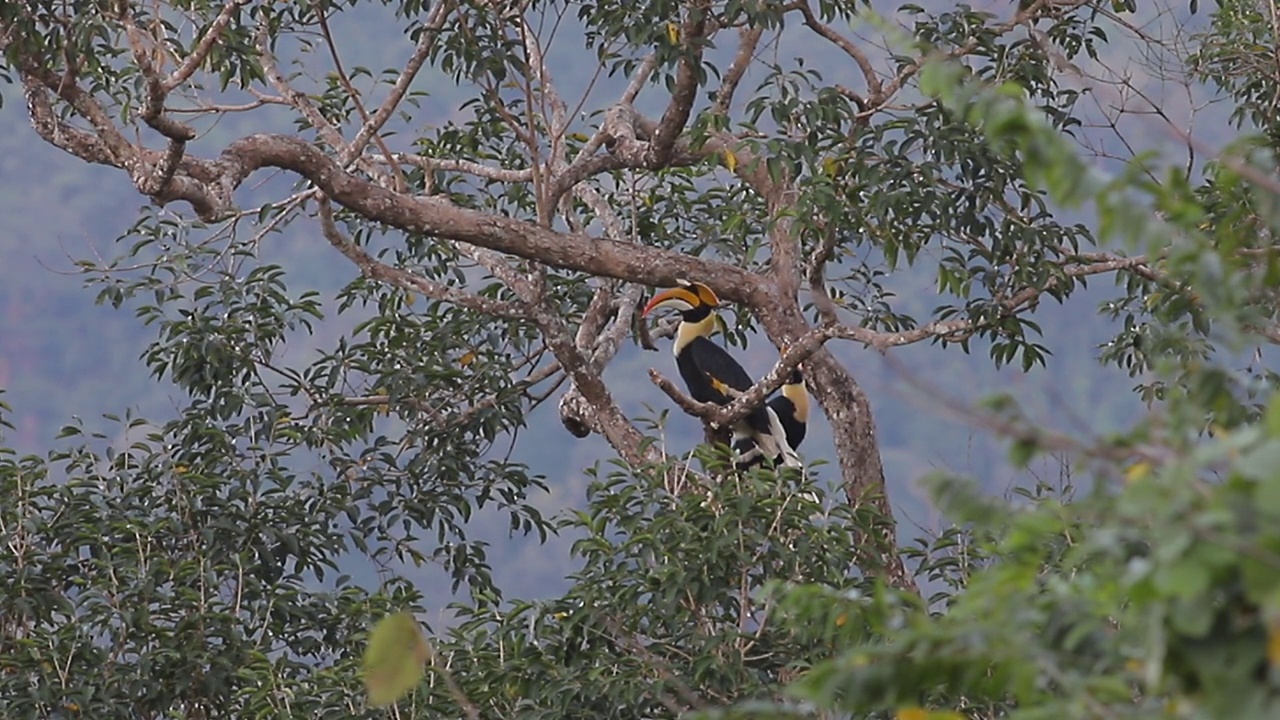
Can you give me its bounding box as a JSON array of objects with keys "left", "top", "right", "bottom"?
[
  {"left": 344, "top": 0, "right": 453, "bottom": 166},
  {"left": 794, "top": 1, "right": 882, "bottom": 102},
  {"left": 163, "top": 0, "right": 253, "bottom": 92},
  {"left": 317, "top": 10, "right": 403, "bottom": 191},
  {"left": 369, "top": 153, "right": 535, "bottom": 183}
]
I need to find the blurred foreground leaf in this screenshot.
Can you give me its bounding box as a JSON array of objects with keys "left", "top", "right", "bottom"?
[{"left": 364, "top": 611, "right": 430, "bottom": 707}]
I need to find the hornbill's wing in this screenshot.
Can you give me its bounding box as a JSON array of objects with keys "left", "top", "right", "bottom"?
[
  {"left": 684, "top": 337, "right": 752, "bottom": 394},
  {"left": 768, "top": 395, "right": 806, "bottom": 450},
  {"left": 734, "top": 397, "right": 804, "bottom": 469},
  {"left": 683, "top": 337, "right": 772, "bottom": 434},
  {"left": 681, "top": 338, "right": 799, "bottom": 468}
]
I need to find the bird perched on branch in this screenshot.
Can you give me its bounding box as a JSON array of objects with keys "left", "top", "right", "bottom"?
[
  {"left": 642, "top": 279, "right": 799, "bottom": 468},
  {"left": 734, "top": 364, "right": 808, "bottom": 469}
]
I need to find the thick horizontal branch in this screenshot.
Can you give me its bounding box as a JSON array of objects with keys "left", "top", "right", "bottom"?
[
  {"left": 139, "top": 133, "right": 769, "bottom": 305},
  {"left": 317, "top": 197, "right": 528, "bottom": 319}
]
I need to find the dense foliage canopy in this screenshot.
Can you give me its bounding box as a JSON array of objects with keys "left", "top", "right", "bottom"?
[{"left": 4, "top": 0, "right": 1280, "bottom": 717}]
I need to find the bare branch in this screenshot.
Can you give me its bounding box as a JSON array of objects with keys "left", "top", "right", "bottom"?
[
  {"left": 532, "top": 300, "right": 658, "bottom": 464},
  {"left": 562, "top": 283, "right": 646, "bottom": 438},
  {"left": 649, "top": 2, "right": 710, "bottom": 165},
  {"left": 23, "top": 78, "right": 118, "bottom": 168},
  {"left": 647, "top": 327, "right": 833, "bottom": 430},
  {"left": 317, "top": 10, "right": 402, "bottom": 190},
  {"left": 549, "top": 94, "right": 712, "bottom": 205},
  {"left": 163, "top": 0, "right": 253, "bottom": 92},
  {"left": 649, "top": 369, "right": 721, "bottom": 420},
  {"left": 563, "top": 52, "right": 657, "bottom": 174},
  {"left": 554, "top": 53, "right": 656, "bottom": 197},
  {"left": 345, "top": 0, "right": 453, "bottom": 166},
  {"left": 589, "top": 284, "right": 645, "bottom": 367},
  {"left": 373, "top": 153, "right": 535, "bottom": 183},
  {"left": 518, "top": 15, "right": 568, "bottom": 154},
  {"left": 575, "top": 284, "right": 616, "bottom": 351},
  {"left": 806, "top": 224, "right": 842, "bottom": 326},
  {"left": 794, "top": 1, "right": 882, "bottom": 102},
  {"left": 574, "top": 183, "right": 628, "bottom": 244},
  {"left": 254, "top": 22, "right": 351, "bottom": 155},
  {"left": 620, "top": 53, "right": 658, "bottom": 105},
  {"left": 119, "top": 12, "right": 196, "bottom": 196},
  {"left": 21, "top": 65, "right": 134, "bottom": 166},
  {"left": 711, "top": 26, "right": 763, "bottom": 114},
  {"left": 169, "top": 97, "right": 289, "bottom": 114}
]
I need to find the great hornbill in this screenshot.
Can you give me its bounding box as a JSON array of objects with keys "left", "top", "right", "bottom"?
[
  {"left": 733, "top": 364, "right": 808, "bottom": 468},
  {"left": 642, "top": 279, "right": 799, "bottom": 468}
]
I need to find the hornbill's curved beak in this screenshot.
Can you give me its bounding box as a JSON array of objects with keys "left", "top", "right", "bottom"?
[{"left": 642, "top": 279, "right": 721, "bottom": 317}]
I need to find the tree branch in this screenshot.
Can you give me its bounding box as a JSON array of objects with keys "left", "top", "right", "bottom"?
[
  {"left": 22, "top": 64, "right": 134, "bottom": 166},
  {"left": 254, "top": 21, "right": 353, "bottom": 158},
  {"left": 373, "top": 153, "right": 535, "bottom": 183},
  {"left": 806, "top": 223, "right": 842, "bottom": 326},
  {"left": 317, "top": 196, "right": 528, "bottom": 319},
  {"left": 120, "top": 11, "right": 196, "bottom": 194},
  {"left": 647, "top": 326, "right": 834, "bottom": 429},
  {"left": 556, "top": 52, "right": 655, "bottom": 196},
  {"left": 649, "top": 1, "right": 710, "bottom": 166},
  {"left": 532, "top": 300, "right": 658, "bottom": 464},
  {"left": 23, "top": 78, "right": 118, "bottom": 168},
  {"left": 163, "top": 0, "right": 253, "bottom": 92},
  {"left": 548, "top": 101, "right": 707, "bottom": 206},
  {"left": 793, "top": 1, "right": 882, "bottom": 102},
  {"left": 874, "top": 0, "right": 1068, "bottom": 111},
  {"left": 317, "top": 9, "right": 403, "bottom": 190},
  {"left": 344, "top": 0, "right": 453, "bottom": 166},
  {"left": 112, "top": 132, "right": 768, "bottom": 305},
  {"left": 711, "top": 26, "right": 763, "bottom": 115}
]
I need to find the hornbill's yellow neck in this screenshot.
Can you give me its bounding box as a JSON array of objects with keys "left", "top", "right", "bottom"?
[
  {"left": 673, "top": 312, "right": 717, "bottom": 356},
  {"left": 781, "top": 370, "right": 809, "bottom": 423}
]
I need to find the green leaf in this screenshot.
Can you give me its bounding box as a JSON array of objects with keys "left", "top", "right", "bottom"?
[
  {"left": 363, "top": 612, "right": 430, "bottom": 707},
  {"left": 1008, "top": 437, "right": 1037, "bottom": 468},
  {"left": 1238, "top": 439, "right": 1280, "bottom": 484},
  {"left": 1154, "top": 557, "right": 1211, "bottom": 601},
  {"left": 1265, "top": 395, "right": 1280, "bottom": 437}
]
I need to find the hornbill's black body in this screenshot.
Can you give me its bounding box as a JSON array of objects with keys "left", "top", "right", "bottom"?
[
  {"left": 643, "top": 280, "right": 798, "bottom": 468},
  {"left": 771, "top": 367, "right": 809, "bottom": 451},
  {"left": 734, "top": 366, "right": 809, "bottom": 468}
]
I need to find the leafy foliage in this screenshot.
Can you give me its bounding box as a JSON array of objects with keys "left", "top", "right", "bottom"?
[{"left": 4, "top": 0, "right": 1280, "bottom": 717}]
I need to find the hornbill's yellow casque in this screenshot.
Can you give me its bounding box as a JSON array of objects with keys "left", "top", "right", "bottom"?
[
  {"left": 642, "top": 280, "right": 799, "bottom": 468},
  {"left": 733, "top": 364, "right": 809, "bottom": 468}
]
